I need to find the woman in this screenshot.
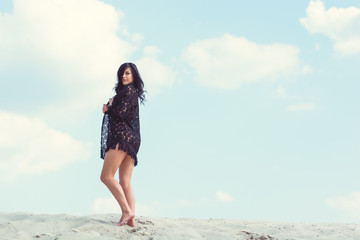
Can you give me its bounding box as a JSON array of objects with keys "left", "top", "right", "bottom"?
[{"left": 100, "top": 62, "right": 145, "bottom": 227}]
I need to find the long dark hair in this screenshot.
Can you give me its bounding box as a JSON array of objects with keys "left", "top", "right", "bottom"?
[{"left": 113, "top": 62, "right": 146, "bottom": 104}]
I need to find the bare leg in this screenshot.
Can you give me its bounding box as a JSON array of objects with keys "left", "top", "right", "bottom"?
[
  {"left": 119, "top": 155, "right": 136, "bottom": 227},
  {"left": 100, "top": 144, "right": 134, "bottom": 226}
]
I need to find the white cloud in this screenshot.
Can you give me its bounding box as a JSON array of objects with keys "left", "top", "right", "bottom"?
[
  {"left": 302, "top": 64, "right": 313, "bottom": 75},
  {"left": 0, "top": 0, "right": 135, "bottom": 122},
  {"left": 0, "top": 0, "right": 136, "bottom": 82},
  {"left": 326, "top": 192, "right": 360, "bottom": 219},
  {"left": 274, "top": 86, "right": 288, "bottom": 99},
  {"left": 183, "top": 34, "right": 305, "bottom": 90},
  {"left": 216, "top": 191, "right": 235, "bottom": 203},
  {"left": 271, "top": 85, "right": 315, "bottom": 98},
  {"left": 136, "top": 46, "right": 177, "bottom": 96},
  {"left": 0, "top": 0, "right": 173, "bottom": 124},
  {"left": 0, "top": 111, "right": 91, "bottom": 182},
  {"left": 287, "top": 102, "right": 314, "bottom": 112},
  {"left": 270, "top": 86, "right": 316, "bottom": 111},
  {"left": 300, "top": 0, "right": 360, "bottom": 56}
]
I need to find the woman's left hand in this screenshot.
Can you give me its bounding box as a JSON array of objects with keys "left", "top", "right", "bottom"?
[{"left": 102, "top": 104, "right": 108, "bottom": 113}]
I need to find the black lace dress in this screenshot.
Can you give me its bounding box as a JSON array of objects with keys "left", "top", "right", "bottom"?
[{"left": 100, "top": 83, "right": 141, "bottom": 166}]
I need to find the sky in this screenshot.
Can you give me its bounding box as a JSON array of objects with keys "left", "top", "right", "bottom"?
[{"left": 0, "top": 0, "right": 360, "bottom": 224}]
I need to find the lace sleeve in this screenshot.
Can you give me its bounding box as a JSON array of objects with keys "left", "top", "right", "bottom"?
[{"left": 106, "top": 85, "right": 138, "bottom": 119}]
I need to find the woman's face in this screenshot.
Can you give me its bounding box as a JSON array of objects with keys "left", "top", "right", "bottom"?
[{"left": 122, "top": 67, "right": 134, "bottom": 85}]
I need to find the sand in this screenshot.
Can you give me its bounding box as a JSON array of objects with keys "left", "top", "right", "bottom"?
[{"left": 0, "top": 212, "right": 359, "bottom": 240}]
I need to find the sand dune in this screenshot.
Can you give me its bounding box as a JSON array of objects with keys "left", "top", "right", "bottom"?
[{"left": 0, "top": 212, "right": 359, "bottom": 240}]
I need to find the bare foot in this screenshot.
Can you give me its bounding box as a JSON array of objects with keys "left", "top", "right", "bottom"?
[
  {"left": 127, "top": 218, "right": 136, "bottom": 227},
  {"left": 117, "top": 213, "right": 135, "bottom": 226}
]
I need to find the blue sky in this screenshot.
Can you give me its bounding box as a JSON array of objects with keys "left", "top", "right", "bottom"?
[{"left": 1, "top": 0, "right": 360, "bottom": 223}]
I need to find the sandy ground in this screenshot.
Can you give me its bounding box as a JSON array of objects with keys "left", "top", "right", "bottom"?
[{"left": 0, "top": 212, "right": 359, "bottom": 240}]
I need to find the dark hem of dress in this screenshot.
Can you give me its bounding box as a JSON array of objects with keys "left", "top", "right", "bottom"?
[{"left": 101, "top": 141, "right": 138, "bottom": 166}]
